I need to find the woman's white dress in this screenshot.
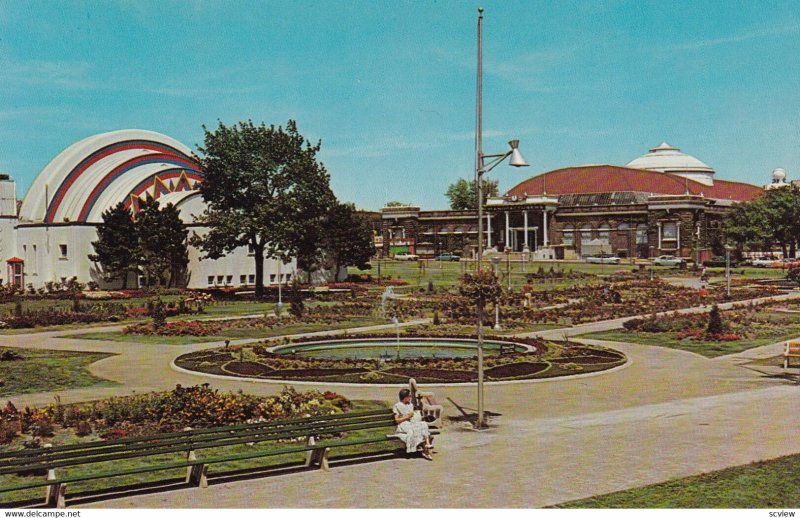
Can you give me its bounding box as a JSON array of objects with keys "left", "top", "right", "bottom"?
[{"left": 393, "top": 401, "right": 431, "bottom": 453}]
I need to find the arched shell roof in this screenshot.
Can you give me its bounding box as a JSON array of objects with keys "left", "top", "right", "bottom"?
[{"left": 19, "top": 129, "right": 203, "bottom": 223}]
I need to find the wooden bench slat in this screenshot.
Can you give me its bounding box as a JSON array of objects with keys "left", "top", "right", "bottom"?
[
  {"left": 0, "top": 418, "right": 397, "bottom": 475},
  {"left": 0, "top": 414, "right": 395, "bottom": 469},
  {"left": 0, "top": 409, "right": 394, "bottom": 461},
  {"left": 0, "top": 434, "right": 398, "bottom": 495}
]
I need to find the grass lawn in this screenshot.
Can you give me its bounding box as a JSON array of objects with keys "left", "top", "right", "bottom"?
[
  {"left": 578, "top": 309, "right": 800, "bottom": 358},
  {"left": 555, "top": 453, "right": 800, "bottom": 508},
  {"left": 350, "top": 260, "right": 612, "bottom": 291},
  {"left": 577, "top": 327, "right": 800, "bottom": 358},
  {"left": 351, "top": 260, "right": 784, "bottom": 292},
  {"left": 0, "top": 400, "right": 396, "bottom": 506},
  {"left": 0, "top": 347, "right": 116, "bottom": 396},
  {"left": 66, "top": 316, "right": 391, "bottom": 345}
]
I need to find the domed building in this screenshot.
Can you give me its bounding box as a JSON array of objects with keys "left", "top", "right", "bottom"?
[
  {"left": 379, "top": 143, "right": 766, "bottom": 263},
  {"left": 1, "top": 130, "right": 294, "bottom": 289}
]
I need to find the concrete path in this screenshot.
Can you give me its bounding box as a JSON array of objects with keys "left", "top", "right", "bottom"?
[
  {"left": 81, "top": 340, "right": 800, "bottom": 508},
  {"left": 3, "top": 294, "right": 800, "bottom": 507}
]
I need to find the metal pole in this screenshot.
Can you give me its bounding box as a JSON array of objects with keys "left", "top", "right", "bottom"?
[
  {"left": 507, "top": 250, "right": 511, "bottom": 291},
  {"left": 726, "top": 248, "right": 731, "bottom": 297},
  {"left": 277, "top": 260, "right": 283, "bottom": 311},
  {"left": 475, "top": 6, "right": 485, "bottom": 429}
]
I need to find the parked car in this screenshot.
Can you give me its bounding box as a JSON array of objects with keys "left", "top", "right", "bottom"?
[
  {"left": 653, "top": 255, "right": 685, "bottom": 267},
  {"left": 393, "top": 252, "right": 419, "bottom": 261},
  {"left": 703, "top": 256, "right": 738, "bottom": 268},
  {"left": 436, "top": 253, "right": 461, "bottom": 261},
  {"left": 586, "top": 254, "right": 621, "bottom": 264},
  {"left": 769, "top": 257, "right": 800, "bottom": 269},
  {"left": 751, "top": 256, "right": 778, "bottom": 268}
]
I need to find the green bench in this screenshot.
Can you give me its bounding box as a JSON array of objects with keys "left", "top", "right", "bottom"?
[{"left": 0, "top": 408, "right": 433, "bottom": 508}]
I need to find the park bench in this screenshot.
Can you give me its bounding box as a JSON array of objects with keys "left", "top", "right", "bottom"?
[
  {"left": 0, "top": 407, "right": 438, "bottom": 508},
  {"left": 784, "top": 340, "right": 800, "bottom": 369}
]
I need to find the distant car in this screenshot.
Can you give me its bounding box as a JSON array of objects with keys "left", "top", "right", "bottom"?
[
  {"left": 703, "top": 256, "right": 738, "bottom": 268},
  {"left": 769, "top": 257, "right": 800, "bottom": 269},
  {"left": 436, "top": 253, "right": 461, "bottom": 261},
  {"left": 393, "top": 252, "right": 419, "bottom": 261},
  {"left": 586, "top": 254, "right": 621, "bottom": 264},
  {"left": 653, "top": 255, "right": 685, "bottom": 267},
  {"left": 752, "top": 256, "right": 778, "bottom": 268}
]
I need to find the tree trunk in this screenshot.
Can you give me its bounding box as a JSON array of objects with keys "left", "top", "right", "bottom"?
[
  {"left": 121, "top": 271, "right": 128, "bottom": 290},
  {"left": 253, "top": 242, "right": 265, "bottom": 299}
]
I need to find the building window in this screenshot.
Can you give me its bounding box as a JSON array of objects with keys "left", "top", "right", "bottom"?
[
  {"left": 248, "top": 274, "right": 255, "bottom": 284},
  {"left": 598, "top": 223, "right": 610, "bottom": 244},
  {"left": 217, "top": 275, "right": 224, "bottom": 284},
  {"left": 208, "top": 276, "right": 214, "bottom": 286},
  {"left": 580, "top": 224, "right": 593, "bottom": 245},
  {"left": 662, "top": 222, "right": 678, "bottom": 241},
  {"left": 32, "top": 245, "right": 37, "bottom": 274},
  {"left": 270, "top": 274, "right": 276, "bottom": 283},
  {"left": 59, "top": 244, "right": 68, "bottom": 258},
  {"left": 247, "top": 244, "right": 255, "bottom": 255},
  {"left": 562, "top": 225, "right": 575, "bottom": 246},
  {"left": 226, "top": 275, "right": 233, "bottom": 285},
  {"left": 636, "top": 224, "right": 648, "bottom": 245},
  {"left": 617, "top": 223, "right": 630, "bottom": 232},
  {"left": 240, "top": 274, "right": 247, "bottom": 285}
]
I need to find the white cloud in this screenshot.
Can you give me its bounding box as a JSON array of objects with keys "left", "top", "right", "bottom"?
[
  {"left": 323, "top": 129, "right": 506, "bottom": 158},
  {"left": 0, "top": 59, "right": 94, "bottom": 89},
  {"left": 673, "top": 24, "right": 800, "bottom": 50}
]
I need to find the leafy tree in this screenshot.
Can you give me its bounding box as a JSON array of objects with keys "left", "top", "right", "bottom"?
[
  {"left": 723, "top": 201, "right": 772, "bottom": 252},
  {"left": 193, "top": 120, "right": 335, "bottom": 298},
  {"left": 323, "top": 203, "right": 374, "bottom": 278},
  {"left": 445, "top": 178, "right": 499, "bottom": 210},
  {"left": 136, "top": 198, "right": 189, "bottom": 288},
  {"left": 385, "top": 201, "right": 410, "bottom": 207},
  {"left": 296, "top": 203, "right": 375, "bottom": 283},
  {"left": 724, "top": 186, "right": 800, "bottom": 257},
  {"left": 89, "top": 202, "right": 138, "bottom": 288},
  {"left": 459, "top": 268, "right": 501, "bottom": 326}
]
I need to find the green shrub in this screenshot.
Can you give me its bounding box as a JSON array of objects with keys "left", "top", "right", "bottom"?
[{"left": 0, "top": 420, "right": 18, "bottom": 444}]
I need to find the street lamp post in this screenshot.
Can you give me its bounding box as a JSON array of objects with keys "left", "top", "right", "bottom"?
[{"left": 474, "top": 7, "right": 529, "bottom": 429}]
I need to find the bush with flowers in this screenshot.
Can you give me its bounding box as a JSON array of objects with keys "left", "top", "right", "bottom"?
[{"left": 0, "top": 385, "right": 352, "bottom": 444}]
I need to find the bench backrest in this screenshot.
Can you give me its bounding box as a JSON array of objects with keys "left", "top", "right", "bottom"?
[
  {"left": 0, "top": 409, "right": 395, "bottom": 475},
  {"left": 785, "top": 341, "right": 800, "bottom": 356}
]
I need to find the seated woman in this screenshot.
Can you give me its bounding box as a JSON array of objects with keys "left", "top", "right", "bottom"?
[{"left": 393, "top": 388, "right": 433, "bottom": 460}]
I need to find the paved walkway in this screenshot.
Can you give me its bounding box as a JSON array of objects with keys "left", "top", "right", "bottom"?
[{"left": 3, "top": 294, "right": 800, "bottom": 507}]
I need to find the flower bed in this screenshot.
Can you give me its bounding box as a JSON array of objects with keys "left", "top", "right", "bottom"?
[
  {"left": 175, "top": 336, "right": 625, "bottom": 384},
  {"left": 0, "top": 384, "right": 352, "bottom": 445}
]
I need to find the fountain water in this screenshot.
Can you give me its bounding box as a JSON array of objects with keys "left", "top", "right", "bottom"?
[{"left": 393, "top": 316, "right": 400, "bottom": 360}]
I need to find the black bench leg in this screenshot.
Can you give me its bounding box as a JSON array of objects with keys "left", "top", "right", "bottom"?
[
  {"left": 45, "top": 483, "right": 66, "bottom": 508},
  {"left": 188, "top": 464, "right": 209, "bottom": 488},
  {"left": 306, "top": 447, "right": 330, "bottom": 471}
]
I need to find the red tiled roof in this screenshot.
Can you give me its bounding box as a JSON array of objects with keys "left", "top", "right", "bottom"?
[
  {"left": 506, "top": 165, "right": 762, "bottom": 202},
  {"left": 6, "top": 257, "right": 23, "bottom": 264}
]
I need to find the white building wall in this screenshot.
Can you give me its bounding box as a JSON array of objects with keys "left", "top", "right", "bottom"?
[
  {"left": 187, "top": 226, "right": 296, "bottom": 289},
  {"left": 15, "top": 223, "right": 296, "bottom": 290}
]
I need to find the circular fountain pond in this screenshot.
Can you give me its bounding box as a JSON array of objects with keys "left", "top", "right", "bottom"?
[
  {"left": 269, "top": 338, "right": 531, "bottom": 360},
  {"left": 174, "top": 336, "right": 627, "bottom": 385}
]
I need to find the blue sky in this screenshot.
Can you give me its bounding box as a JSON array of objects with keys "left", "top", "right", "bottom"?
[{"left": 1, "top": 0, "right": 799, "bottom": 210}]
